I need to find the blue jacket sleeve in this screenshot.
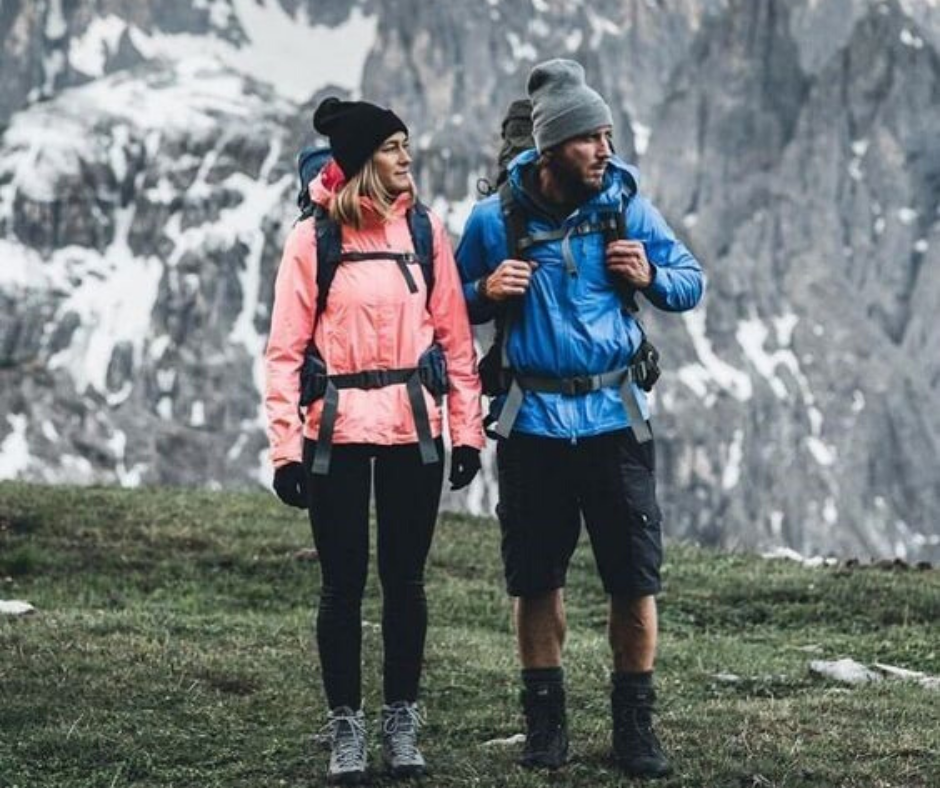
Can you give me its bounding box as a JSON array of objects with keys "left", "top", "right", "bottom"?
[
  {"left": 456, "top": 204, "right": 500, "bottom": 325},
  {"left": 628, "top": 195, "right": 705, "bottom": 312}
]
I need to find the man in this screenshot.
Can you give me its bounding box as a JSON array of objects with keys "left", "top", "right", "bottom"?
[{"left": 456, "top": 59, "right": 704, "bottom": 778}]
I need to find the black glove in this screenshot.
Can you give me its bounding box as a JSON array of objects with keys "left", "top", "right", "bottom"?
[
  {"left": 449, "top": 446, "right": 481, "bottom": 491},
  {"left": 273, "top": 462, "right": 308, "bottom": 509}
]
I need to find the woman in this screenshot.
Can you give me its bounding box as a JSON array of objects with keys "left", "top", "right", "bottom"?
[{"left": 264, "top": 97, "right": 484, "bottom": 783}]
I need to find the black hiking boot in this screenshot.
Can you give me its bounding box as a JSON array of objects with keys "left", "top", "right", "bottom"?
[
  {"left": 612, "top": 683, "right": 672, "bottom": 779},
  {"left": 519, "top": 682, "right": 568, "bottom": 770}
]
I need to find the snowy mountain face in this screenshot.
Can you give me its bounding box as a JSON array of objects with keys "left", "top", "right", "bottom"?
[{"left": 1, "top": 0, "right": 938, "bottom": 562}]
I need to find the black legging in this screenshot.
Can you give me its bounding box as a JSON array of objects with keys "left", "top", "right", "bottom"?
[{"left": 302, "top": 438, "right": 444, "bottom": 711}]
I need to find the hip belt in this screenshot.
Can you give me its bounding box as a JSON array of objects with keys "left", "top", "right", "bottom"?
[
  {"left": 299, "top": 344, "right": 448, "bottom": 475},
  {"left": 492, "top": 358, "right": 653, "bottom": 444}
]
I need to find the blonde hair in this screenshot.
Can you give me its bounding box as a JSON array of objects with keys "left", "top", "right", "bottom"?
[{"left": 329, "top": 157, "right": 416, "bottom": 229}]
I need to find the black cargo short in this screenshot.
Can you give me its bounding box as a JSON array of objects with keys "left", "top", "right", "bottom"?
[{"left": 495, "top": 427, "right": 663, "bottom": 598}]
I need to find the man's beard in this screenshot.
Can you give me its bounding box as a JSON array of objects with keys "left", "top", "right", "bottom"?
[{"left": 547, "top": 156, "right": 605, "bottom": 205}]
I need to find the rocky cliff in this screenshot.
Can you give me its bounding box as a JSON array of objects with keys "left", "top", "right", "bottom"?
[{"left": 1, "top": 0, "right": 938, "bottom": 561}]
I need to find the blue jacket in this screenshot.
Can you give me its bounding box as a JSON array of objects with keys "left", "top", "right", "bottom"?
[{"left": 456, "top": 150, "right": 704, "bottom": 440}]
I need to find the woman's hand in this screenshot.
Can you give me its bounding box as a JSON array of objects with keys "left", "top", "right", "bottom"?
[
  {"left": 273, "top": 462, "right": 308, "bottom": 509},
  {"left": 449, "top": 446, "right": 482, "bottom": 491}
]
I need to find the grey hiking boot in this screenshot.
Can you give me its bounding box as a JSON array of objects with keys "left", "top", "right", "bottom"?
[
  {"left": 612, "top": 685, "right": 672, "bottom": 779},
  {"left": 325, "top": 706, "right": 367, "bottom": 784},
  {"left": 381, "top": 701, "right": 427, "bottom": 778}
]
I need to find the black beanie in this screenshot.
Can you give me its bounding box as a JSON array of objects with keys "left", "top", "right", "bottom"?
[{"left": 312, "top": 97, "right": 408, "bottom": 179}]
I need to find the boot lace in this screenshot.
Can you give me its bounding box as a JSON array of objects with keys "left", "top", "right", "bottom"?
[
  {"left": 383, "top": 702, "right": 425, "bottom": 762},
  {"left": 616, "top": 702, "right": 662, "bottom": 755},
  {"left": 324, "top": 708, "right": 366, "bottom": 771},
  {"left": 523, "top": 695, "right": 563, "bottom": 753}
]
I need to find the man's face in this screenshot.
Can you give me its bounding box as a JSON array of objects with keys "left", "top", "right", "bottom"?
[{"left": 548, "top": 126, "right": 613, "bottom": 196}]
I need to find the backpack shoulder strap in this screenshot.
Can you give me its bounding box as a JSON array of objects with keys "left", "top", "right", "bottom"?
[
  {"left": 314, "top": 205, "right": 343, "bottom": 325},
  {"left": 604, "top": 184, "right": 642, "bottom": 316},
  {"left": 497, "top": 180, "right": 529, "bottom": 261},
  {"left": 407, "top": 200, "right": 435, "bottom": 306}
]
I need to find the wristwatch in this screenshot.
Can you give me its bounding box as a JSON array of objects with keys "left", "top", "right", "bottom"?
[{"left": 475, "top": 276, "right": 491, "bottom": 301}]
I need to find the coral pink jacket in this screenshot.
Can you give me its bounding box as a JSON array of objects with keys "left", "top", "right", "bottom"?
[{"left": 265, "top": 172, "right": 485, "bottom": 468}]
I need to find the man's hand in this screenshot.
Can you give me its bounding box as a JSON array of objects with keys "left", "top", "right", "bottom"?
[
  {"left": 273, "top": 462, "right": 308, "bottom": 509},
  {"left": 606, "top": 241, "right": 654, "bottom": 288},
  {"left": 481, "top": 259, "right": 538, "bottom": 301}
]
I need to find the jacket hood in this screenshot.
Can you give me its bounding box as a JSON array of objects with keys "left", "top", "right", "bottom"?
[{"left": 506, "top": 148, "right": 639, "bottom": 210}]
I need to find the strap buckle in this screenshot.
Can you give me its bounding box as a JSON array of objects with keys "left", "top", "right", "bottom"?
[{"left": 560, "top": 375, "right": 596, "bottom": 396}]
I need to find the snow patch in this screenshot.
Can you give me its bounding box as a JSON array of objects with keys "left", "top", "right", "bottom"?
[
  {"left": 851, "top": 389, "right": 865, "bottom": 413},
  {"left": 806, "top": 436, "right": 836, "bottom": 467},
  {"left": 822, "top": 496, "right": 838, "bottom": 525},
  {"left": 41, "top": 421, "right": 60, "bottom": 441},
  {"left": 736, "top": 316, "right": 790, "bottom": 400},
  {"left": 762, "top": 547, "right": 837, "bottom": 568},
  {"left": 565, "top": 29, "right": 583, "bottom": 52},
  {"left": 69, "top": 14, "right": 126, "bottom": 77},
  {"left": 897, "top": 207, "right": 918, "bottom": 225},
  {"left": 721, "top": 429, "right": 744, "bottom": 491},
  {"left": 0, "top": 415, "right": 30, "bottom": 479},
  {"left": 506, "top": 32, "right": 537, "bottom": 62},
  {"left": 810, "top": 658, "right": 881, "bottom": 685},
  {"left": 226, "top": 140, "right": 292, "bottom": 420},
  {"left": 679, "top": 308, "right": 753, "bottom": 402},
  {"left": 585, "top": 9, "right": 620, "bottom": 49},
  {"left": 483, "top": 733, "right": 526, "bottom": 747},
  {"left": 900, "top": 28, "right": 924, "bottom": 48},
  {"left": 631, "top": 121, "right": 651, "bottom": 156},
  {"left": 46, "top": 205, "right": 164, "bottom": 396},
  {"left": 0, "top": 600, "right": 36, "bottom": 616},
  {"left": 45, "top": 0, "right": 68, "bottom": 40},
  {"left": 128, "top": 2, "right": 378, "bottom": 103},
  {"left": 851, "top": 139, "right": 869, "bottom": 157}
]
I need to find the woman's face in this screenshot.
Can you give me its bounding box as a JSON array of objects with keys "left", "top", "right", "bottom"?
[{"left": 372, "top": 132, "right": 412, "bottom": 195}]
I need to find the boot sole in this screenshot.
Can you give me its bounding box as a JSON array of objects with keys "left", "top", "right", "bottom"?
[
  {"left": 388, "top": 764, "right": 426, "bottom": 779},
  {"left": 519, "top": 755, "right": 568, "bottom": 770},
  {"left": 326, "top": 770, "right": 367, "bottom": 785},
  {"left": 615, "top": 759, "right": 673, "bottom": 779}
]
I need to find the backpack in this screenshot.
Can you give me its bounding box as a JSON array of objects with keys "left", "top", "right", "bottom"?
[{"left": 293, "top": 145, "right": 436, "bottom": 322}]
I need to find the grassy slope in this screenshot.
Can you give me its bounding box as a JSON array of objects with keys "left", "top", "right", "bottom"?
[{"left": 0, "top": 481, "right": 937, "bottom": 787}]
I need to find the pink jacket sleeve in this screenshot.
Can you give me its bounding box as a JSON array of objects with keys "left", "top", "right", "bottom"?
[
  {"left": 427, "top": 215, "right": 486, "bottom": 450},
  {"left": 264, "top": 220, "right": 317, "bottom": 467}
]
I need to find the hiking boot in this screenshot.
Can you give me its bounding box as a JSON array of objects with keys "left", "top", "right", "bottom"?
[
  {"left": 612, "top": 685, "right": 672, "bottom": 779},
  {"left": 381, "top": 701, "right": 426, "bottom": 778},
  {"left": 519, "top": 682, "right": 568, "bottom": 770},
  {"left": 324, "top": 706, "right": 367, "bottom": 784}
]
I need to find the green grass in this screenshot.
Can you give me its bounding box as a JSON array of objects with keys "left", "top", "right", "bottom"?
[{"left": 1, "top": 481, "right": 938, "bottom": 787}]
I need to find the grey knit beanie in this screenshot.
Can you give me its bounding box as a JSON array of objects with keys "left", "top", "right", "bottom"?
[{"left": 526, "top": 59, "right": 613, "bottom": 153}]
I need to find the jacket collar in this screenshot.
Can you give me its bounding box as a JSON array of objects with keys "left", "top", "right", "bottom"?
[{"left": 507, "top": 148, "right": 639, "bottom": 216}]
